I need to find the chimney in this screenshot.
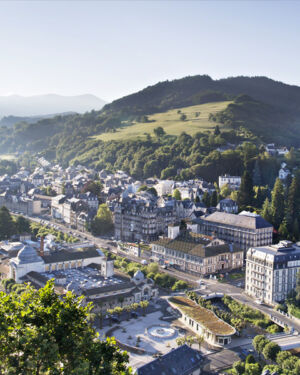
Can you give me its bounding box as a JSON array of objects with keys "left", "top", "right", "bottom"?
[{"left": 40, "top": 236, "right": 44, "bottom": 256}]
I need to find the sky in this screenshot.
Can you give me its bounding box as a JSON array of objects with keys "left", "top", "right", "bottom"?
[{"left": 0, "top": 0, "right": 299, "bottom": 102}]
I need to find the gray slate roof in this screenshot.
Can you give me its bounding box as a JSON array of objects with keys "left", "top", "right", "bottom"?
[
  {"left": 136, "top": 345, "right": 202, "bottom": 375},
  {"left": 41, "top": 249, "right": 101, "bottom": 264},
  {"left": 202, "top": 211, "right": 272, "bottom": 229}
]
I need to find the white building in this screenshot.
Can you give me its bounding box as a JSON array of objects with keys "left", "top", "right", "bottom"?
[
  {"left": 278, "top": 162, "right": 291, "bottom": 180},
  {"left": 245, "top": 241, "right": 300, "bottom": 305},
  {"left": 154, "top": 180, "right": 174, "bottom": 196},
  {"left": 218, "top": 175, "right": 241, "bottom": 190}
]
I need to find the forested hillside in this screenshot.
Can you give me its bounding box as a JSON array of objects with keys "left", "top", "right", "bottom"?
[{"left": 1, "top": 75, "right": 300, "bottom": 179}]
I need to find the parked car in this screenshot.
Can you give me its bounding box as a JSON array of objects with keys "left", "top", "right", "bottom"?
[
  {"left": 254, "top": 299, "right": 263, "bottom": 305},
  {"left": 131, "top": 311, "right": 139, "bottom": 318},
  {"left": 111, "top": 315, "right": 120, "bottom": 323}
]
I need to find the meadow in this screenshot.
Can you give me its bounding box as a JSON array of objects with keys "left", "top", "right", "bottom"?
[{"left": 95, "top": 101, "right": 231, "bottom": 142}]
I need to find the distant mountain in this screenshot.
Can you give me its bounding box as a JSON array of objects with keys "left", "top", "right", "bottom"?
[
  {"left": 0, "top": 94, "right": 105, "bottom": 117},
  {"left": 0, "top": 112, "right": 75, "bottom": 128}
]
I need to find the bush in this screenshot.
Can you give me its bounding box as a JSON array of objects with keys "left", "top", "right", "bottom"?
[
  {"left": 262, "top": 342, "right": 281, "bottom": 361},
  {"left": 245, "top": 354, "right": 255, "bottom": 364},
  {"left": 266, "top": 324, "right": 282, "bottom": 334},
  {"left": 171, "top": 280, "right": 188, "bottom": 291}
]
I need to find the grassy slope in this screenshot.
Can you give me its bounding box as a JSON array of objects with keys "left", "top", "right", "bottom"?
[{"left": 95, "top": 101, "right": 231, "bottom": 142}]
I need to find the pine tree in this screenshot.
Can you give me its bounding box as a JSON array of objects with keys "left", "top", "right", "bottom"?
[
  {"left": 293, "top": 218, "right": 300, "bottom": 242},
  {"left": 261, "top": 198, "right": 272, "bottom": 224},
  {"left": 238, "top": 171, "right": 254, "bottom": 208},
  {"left": 210, "top": 190, "right": 218, "bottom": 207},
  {"left": 278, "top": 219, "right": 289, "bottom": 239},
  {"left": 253, "top": 159, "right": 262, "bottom": 186},
  {"left": 202, "top": 192, "right": 210, "bottom": 207},
  {"left": 271, "top": 178, "right": 285, "bottom": 229}
]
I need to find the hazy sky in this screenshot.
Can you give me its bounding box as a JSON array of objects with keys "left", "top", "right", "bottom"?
[{"left": 0, "top": 0, "right": 299, "bottom": 101}]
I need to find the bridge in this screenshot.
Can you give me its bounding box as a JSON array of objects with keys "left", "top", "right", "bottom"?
[{"left": 268, "top": 332, "right": 300, "bottom": 350}]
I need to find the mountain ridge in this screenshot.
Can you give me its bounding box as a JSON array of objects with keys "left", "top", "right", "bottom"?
[{"left": 0, "top": 93, "right": 105, "bottom": 117}]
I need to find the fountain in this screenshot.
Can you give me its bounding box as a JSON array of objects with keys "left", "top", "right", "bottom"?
[{"left": 146, "top": 324, "right": 177, "bottom": 341}]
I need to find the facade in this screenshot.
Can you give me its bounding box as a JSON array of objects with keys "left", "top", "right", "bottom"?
[
  {"left": 114, "top": 193, "right": 176, "bottom": 242},
  {"left": 197, "top": 211, "right": 273, "bottom": 251},
  {"left": 245, "top": 241, "right": 300, "bottom": 305},
  {"left": 0, "top": 193, "right": 42, "bottom": 216},
  {"left": 216, "top": 199, "right": 238, "bottom": 214},
  {"left": 151, "top": 226, "right": 243, "bottom": 276},
  {"left": 135, "top": 344, "right": 202, "bottom": 375},
  {"left": 218, "top": 175, "right": 241, "bottom": 190}
]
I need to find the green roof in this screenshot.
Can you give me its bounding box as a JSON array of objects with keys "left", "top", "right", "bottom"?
[{"left": 169, "top": 296, "right": 235, "bottom": 336}]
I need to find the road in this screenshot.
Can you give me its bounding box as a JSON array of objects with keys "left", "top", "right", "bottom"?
[{"left": 19, "top": 213, "right": 300, "bottom": 333}]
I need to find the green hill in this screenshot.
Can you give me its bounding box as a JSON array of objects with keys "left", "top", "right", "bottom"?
[
  {"left": 1, "top": 74, "right": 300, "bottom": 176},
  {"left": 95, "top": 101, "right": 231, "bottom": 142}
]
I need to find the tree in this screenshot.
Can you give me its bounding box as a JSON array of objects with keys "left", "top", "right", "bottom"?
[
  {"left": 0, "top": 281, "right": 131, "bottom": 375},
  {"left": 0, "top": 206, "right": 16, "bottom": 240},
  {"left": 195, "top": 335, "right": 204, "bottom": 350},
  {"left": 81, "top": 181, "right": 102, "bottom": 200},
  {"left": 172, "top": 189, "right": 181, "bottom": 200},
  {"left": 90, "top": 203, "right": 114, "bottom": 236},
  {"left": 214, "top": 125, "right": 220, "bottom": 136},
  {"left": 244, "top": 363, "right": 261, "bottom": 375},
  {"left": 153, "top": 126, "right": 165, "bottom": 138},
  {"left": 276, "top": 350, "right": 292, "bottom": 364},
  {"left": 245, "top": 354, "right": 255, "bottom": 364},
  {"left": 271, "top": 178, "right": 285, "bottom": 229},
  {"left": 210, "top": 190, "right": 218, "bottom": 207},
  {"left": 171, "top": 280, "right": 188, "bottom": 291},
  {"left": 15, "top": 215, "right": 31, "bottom": 234},
  {"left": 252, "top": 335, "right": 268, "bottom": 358},
  {"left": 262, "top": 341, "right": 281, "bottom": 361},
  {"left": 238, "top": 171, "right": 254, "bottom": 207},
  {"left": 202, "top": 191, "right": 210, "bottom": 207},
  {"left": 278, "top": 219, "right": 289, "bottom": 238},
  {"left": 253, "top": 159, "right": 262, "bottom": 186},
  {"left": 176, "top": 337, "right": 186, "bottom": 347},
  {"left": 261, "top": 198, "right": 272, "bottom": 223},
  {"left": 139, "top": 300, "right": 149, "bottom": 316},
  {"left": 232, "top": 361, "right": 245, "bottom": 375},
  {"left": 180, "top": 114, "right": 187, "bottom": 121}
]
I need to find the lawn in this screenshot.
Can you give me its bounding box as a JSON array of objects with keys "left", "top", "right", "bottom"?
[
  {"left": 94, "top": 101, "right": 231, "bottom": 142},
  {"left": 0, "top": 154, "right": 17, "bottom": 161}
]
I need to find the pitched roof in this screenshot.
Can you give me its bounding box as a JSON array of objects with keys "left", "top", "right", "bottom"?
[
  {"left": 202, "top": 211, "right": 272, "bottom": 229},
  {"left": 136, "top": 345, "right": 202, "bottom": 375},
  {"left": 41, "top": 248, "right": 101, "bottom": 264},
  {"left": 152, "top": 232, "right": 241, "bottom": 257}
]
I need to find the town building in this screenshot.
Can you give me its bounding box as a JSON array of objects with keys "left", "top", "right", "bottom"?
[
  {"left": 278, "top": 162, "right": 291, "bottom": 180},
  {"left": 169, "top": 296, "right": 236, "bottom": 347},
  {"left": 218, "top": 175, "right": 241, "bottom": 190},
  {"left": 151, "top": 224, "right": 243, "bottom": 276},
  {"left": 135, "top": 344, "right": 203, "bottom": 375},
  {"left": 197, "top": 211, "right": 273, "bottom": 252},
  {"left": 245, "top": 241, "right": 300, "bottom": 305},
  {"left": 113, "top": 192, "right": 176, "bottom": 242},
  {"left": 0, "top": 240, "right": 158, "bottom": 312},
  {"left": 216, "top": 198, "right": 238, "bottom": 214}
]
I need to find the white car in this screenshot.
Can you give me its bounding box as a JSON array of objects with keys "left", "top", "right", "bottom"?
[{"left": 254, "top": 299, "right": 263, "bottom": 305}]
